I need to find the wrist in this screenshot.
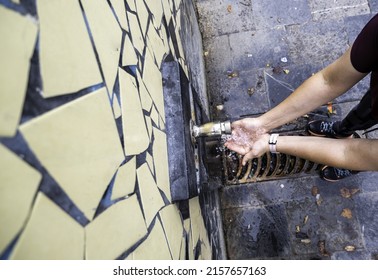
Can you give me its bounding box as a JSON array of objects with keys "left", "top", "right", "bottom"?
[
  {"left": 268, "top": 133, "right": 280, "bottom": 154},
  {"left": 257, "top": 115, "right": 274, "bottom": 133}
]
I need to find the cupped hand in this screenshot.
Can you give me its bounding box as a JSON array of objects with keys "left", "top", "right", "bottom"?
[{"left": 224, "top": 118, "right": 270, "bottom": 165}]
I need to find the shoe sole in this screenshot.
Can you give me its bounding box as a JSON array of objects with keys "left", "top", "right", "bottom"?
[{"left": 320, "top": 166, "right": 341, "bottom": 182}]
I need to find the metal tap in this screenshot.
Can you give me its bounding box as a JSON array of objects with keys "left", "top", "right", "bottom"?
[{"left": 192, "top": 120, "right": 231, "bottom": 138}]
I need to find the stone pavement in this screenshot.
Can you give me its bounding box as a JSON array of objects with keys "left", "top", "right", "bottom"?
[{"left": 195, "top": 0, "right": 378, "bottom": 259}]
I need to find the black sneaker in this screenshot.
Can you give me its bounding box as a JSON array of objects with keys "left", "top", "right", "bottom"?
[
  {"left": 320, "top": 166, "right": 358, "bottom": 182},
  {"left": 307, "top": 120, "right": 353, "bottom": 138}
]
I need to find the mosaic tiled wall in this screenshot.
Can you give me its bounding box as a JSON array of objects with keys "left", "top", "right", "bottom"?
[{"left": 0, "top": 0, "right": 211, "bottom": 259}]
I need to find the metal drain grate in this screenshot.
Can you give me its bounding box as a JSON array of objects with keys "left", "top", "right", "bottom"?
[{"left": 223, "top": 149, "right": 322, "bottom": 185}]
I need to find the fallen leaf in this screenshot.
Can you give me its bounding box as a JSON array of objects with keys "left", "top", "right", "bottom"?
[
  {"left": 311, "top": 186, "right": 319, "bottom": 196},
  {"left": 344, "top": 245, "right": 356, "bottom": 252},
  {"left": 340, "top": 187, "right": 359, "bottom": 198},
  {"left": 283, "top": 69, "right": 290, "bottom": 74},
  {"left": 227, "top": 5, "right": 232, "bottom": 13},
  {"left": 227, "top": 71, "right": 238, "bottom": 79},
  {"left": 340, "top": 187, "right": 351, "bottom": 198},
  {"left": 350, "top": 188, "right": 360, "bottom": 196},
  {"left": 301, "top": 239, "right": 311, "bottom": 244},
  {"left": 341, "top": 208, "right": 353, "bottom": 219},
  {"left": 295, "top": 225, "right": 301, "bottom": 233},
  {"left": 303, "top": 215, "right": 309, "bottom": 225}
]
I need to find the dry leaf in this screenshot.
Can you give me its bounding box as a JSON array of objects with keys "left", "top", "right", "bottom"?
[
  {"left": 295, "top": 225, "right": 301, "bottom": 233},
  {"left": 301, "top": 239, "right": 311, "bottom": 244},
  {"left": 341, "top": 188, "right": 360, "bottom": 198},
  {"left": 340, "top": 187, "right": 351, "bottom": 198},
  {"left": 227, "top": 71, "right": 238, "bottom": 78},
  {"left": 227, "top": 5, "right": 232, "bottom": 13},
  {"left": 350, "top": 188, "right": 360, "bottom": 196},
  {"left": 341, "top": 208, "right": 353, "bottom": 219},
  {"left": 303, "top": 215, "right": 309, "bottom": 225},
  {"left": 283, "top": 69, "right": 290, "bottom": 74},
  {"left": 344, "top": 245, "right": 356, "bottom": 252},
  {"left": 311, "top": 186, "right": 319, "bottom": 196},
  {"left": 327, "top": 102, "right": 334, "bottom": 115}
]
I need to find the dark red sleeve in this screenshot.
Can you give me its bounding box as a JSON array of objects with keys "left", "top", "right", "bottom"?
[{"left": 351, "top": 14, "right": 378, "bottom": 73}]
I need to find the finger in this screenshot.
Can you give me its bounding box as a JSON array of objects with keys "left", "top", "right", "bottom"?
[
  {"left": 231, "top": 119, "right": 243, "bottom": 129},
  {"left": 242, "top": 151, "right": 255, "bottom": 166},
  {"left": 224, "top": 142, "right": 250, "bottom": 155}
]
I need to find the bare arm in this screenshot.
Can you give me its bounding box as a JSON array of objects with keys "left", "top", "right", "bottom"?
[
  {"left": 226, "top": 133, "right": 378, "bottom": 171},
  {"left": 277, "top": 136, "right": 378, "bottom": 171},
  {"left": 259, "top": 46, "right": 368, "bottom": 132}
]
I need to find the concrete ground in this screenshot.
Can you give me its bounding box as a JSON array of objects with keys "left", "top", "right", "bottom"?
[{"left": 195, "top": 0, "right": 378, "bottom": 259}]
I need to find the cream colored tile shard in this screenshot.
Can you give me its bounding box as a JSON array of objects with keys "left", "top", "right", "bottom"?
[
  {"left": 128, "top": 12, "right": 145, "bottom": 55},
  {"left": 189, "top": 196, "right": 202, "bottom": 249},
  {"left": 159, "top": 114, "right": 166, "bottom": 130},
  {"left": 20, "top": 88, "right": 124, "bottom": 220},
  {"left": 136, "top": 71, "right": 153, "bottom": 112},
  {"left": 82, "top": 0, "right": 122, "bottom": 94},
  {"left": 111, "top": 157, "right": 136, "bottom": 200},
  {"left": 37, "top": 0, "right": 102, "bottom": 98},
  {"left": 0, "top": 144, "right": 41, "bottom": 254},
  {"left": 174, "top": 0, "right": 182, "bottom": 11},
  {"left": 189, "top": 197, "right": 212, "bottom": 259},
  {"left": 145, "top": 115, "right": 153, "bottom": 141},
  {"left": 147, "top": 26, "right": 167, "bottom": 67},
  {"left": 132, "top": 219, "right": 172, "bottom": 260},
  {"left": 159, "top": 23, "right": 171, "bottom": 55},
  {"left": 159, "top": 204, "right": 184, "bottom": 260},
  {"left": 122, "top": 34, "right": 138, "bottom": 66},
  {"left": 112, "top": 94, "right": 122, "bottom": 119},
  {"left": 161, "top": 0, "right": 172, "bottom": 23},
  {"left": 10, "top": 192, "right": 84, "bottom": 260},
  {"left": 86, "top": 195, "right": 147, "bottom": 260},
  {"left": 135, "top": 0, "right": 149, "bottom": 37},
  {"left": 137, "top": 163, "right": 165, "bottom": 226},
  {"left": 119, "top": 68, "right": 150, "bottom": 156},
  {"left": 147, "top": 0, "right": 164, "bottom": 29},
  {"left": 150, "top": 105, "right": 160, "bottom": 128},
  {"left": 110, "top": 0, "right": 129, "bottom": 31},
  {"left": 179, "top": 236, "right": 186, "bottom": 260},
  {"left": 0, "top": 6, "right": 37, "bottom": 137},
  {"left": 126, "top": 0, "right": 136, "bottom": 12},
  {"left": 145, "top": 150, "right": 154, "bottom": 174},
  {"left": 143, "top": 51, "right": 165, "bottom": 117},
  {"left": 152, "top": 127, "right": 171, "bottom": 202}
]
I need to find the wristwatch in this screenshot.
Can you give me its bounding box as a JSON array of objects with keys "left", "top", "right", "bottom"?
[{"left": 269, "top": 133, "right": 279, "bottom": 154}]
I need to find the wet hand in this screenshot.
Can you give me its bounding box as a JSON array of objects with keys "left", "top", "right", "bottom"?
[{"left": 224, "top": 118, "right": 269, "bottom": 165}]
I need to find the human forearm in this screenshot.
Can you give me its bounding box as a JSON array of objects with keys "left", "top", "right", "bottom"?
[
  {"left": 258, "top": 72, "right": 335, "bottom": 131},
  {"left": 276, "top": 136, "right": 378, "bottom": 171}
]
